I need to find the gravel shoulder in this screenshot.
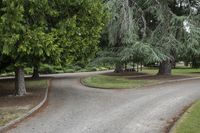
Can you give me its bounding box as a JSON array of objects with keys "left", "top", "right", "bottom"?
[{"left": 6, "top": 71, "right": 200, "bottom": 133}]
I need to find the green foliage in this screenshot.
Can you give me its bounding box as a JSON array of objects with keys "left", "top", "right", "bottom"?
[
  {"left": 0, "top": 0, "right": 61, "bottom": 68},
  {"left": 49, "top": 0, "right": 107, "bottom": 65},
  {"left": 39, "top": 64, "right": 54, "bottom": 74},
  {"left": 0, "top": 0, "right": 107, "bottom": 75},
  {"left": 95, "top": 0, "right": 200, "bottom": 70}
]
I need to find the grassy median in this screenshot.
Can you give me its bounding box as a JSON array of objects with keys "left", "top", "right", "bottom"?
[
  {"left": 173, "top": 100, "right": 200, "bottom": 133},
  {"left": 82, "top": 67, "right": 200, "bottom": 89},
  {"left": 81, "top": 75, "right": 158, "bottom": 89}
]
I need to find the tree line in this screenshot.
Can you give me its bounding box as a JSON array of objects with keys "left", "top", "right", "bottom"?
[
  {"left": 0, "top": 0, "right": 199, "bottom": 96},
  {"left": 97, "top": 0, "right": 200, "bottom": 74}
]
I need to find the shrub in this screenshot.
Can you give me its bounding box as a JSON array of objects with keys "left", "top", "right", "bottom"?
[{"left": 39, "top": 64, "right": 55, "bottom": 74}]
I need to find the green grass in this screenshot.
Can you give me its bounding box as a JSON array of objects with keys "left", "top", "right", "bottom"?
[
  {"left": 82, "top": 67, "right": 200, "bottom": 89},
  {"left": 143, "top": 67, "right": 200, "bottom": 76},
  {"left": 82, "top": 75, "right": 157, "bottom": 89},
  {"left": 173, "top": 100, "right": 200, "bottom": 133},
  {"left": 172, "top": 68, "right": 200, "bottom": 76}
]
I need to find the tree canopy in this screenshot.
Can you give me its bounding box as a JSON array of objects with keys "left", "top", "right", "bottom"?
[
  {"left": 0, "top": 0, "right": 106, "bottom": 95},
  {"left": 96, "top": 0, "right": 200, "bottom": 74}
]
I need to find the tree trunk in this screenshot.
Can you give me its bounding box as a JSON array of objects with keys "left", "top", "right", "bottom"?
[
  {"left": 136, "top": 64, "right": 139, "bottom": 72},
  {"left": 114, "top": 63, "right": 123, "bottom": 73},
  {"left": 158, "top": 60, "right": 172, "bottom": 75},
  {"left": 140, "top": 63, "right": 143, "bottom": 71},
  {"left": 32, "top": 65, "right": 39, "bottom": 79},
  {"left": 124, "top": 62, "right": 127, "bottom": 70},
  {"left": 171, "top": 59, "right": 176, "bottom": 69},
  {"left": 15, "top": 67, "right": 26, "bottom": 96},
  {"left": 184, "top": 61, "right": 189, "bottom": 67}
]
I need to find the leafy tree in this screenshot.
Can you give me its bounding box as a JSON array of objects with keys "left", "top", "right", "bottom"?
[
  {"left": 0, "top": 0, "right": 62, "bottom": 95},
  {"left": 47, "top": 0, "right": 106, "bottom": 68},
  {"left": 0, "top": 0, "right": 106, "bottom": 95}
]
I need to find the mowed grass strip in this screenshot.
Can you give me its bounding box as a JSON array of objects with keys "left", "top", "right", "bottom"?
[
  {"left": 82, "top": 75, "right": 157, "bottom": 89},
  {"left": 173, "top": 100, "right": 200, "bottom": 133}
]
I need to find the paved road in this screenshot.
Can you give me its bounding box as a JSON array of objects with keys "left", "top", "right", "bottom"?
[{"left": 7, "top": 71, "right": 200, "bottom": 133}]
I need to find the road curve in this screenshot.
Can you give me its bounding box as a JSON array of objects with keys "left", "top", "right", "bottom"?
[{"left": 7, "top": 71, "right": 200, "bottom": 133}]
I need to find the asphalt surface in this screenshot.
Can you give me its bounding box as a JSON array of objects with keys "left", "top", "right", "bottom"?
[{"left": 6, "top": 71, "right": 200, "bottom": 133}]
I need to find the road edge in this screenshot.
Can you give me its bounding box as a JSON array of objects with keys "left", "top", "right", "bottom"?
[
  {"left": 0, "top": 79, "right": 51, "bottom": 133},
  {"left": 168, "top": 100, "right": 199, "bottom": 133}
]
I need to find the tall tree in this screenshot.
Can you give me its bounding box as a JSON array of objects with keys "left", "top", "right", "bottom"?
[
  {"left": 0, "top": 0, "right": 106, "bottom": 95},
  {"left": 101, "top": 0, "right": 200, "bottom": 75}
]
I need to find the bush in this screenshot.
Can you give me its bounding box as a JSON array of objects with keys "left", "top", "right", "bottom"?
[
  {"left": 63, "top": 68, "right": 75, "bottom": 73},
  {"left": 53, "top": 65, "right": 63, "bottom": 71},
  {"left": 24, "top": 67, "right": 33, "bottom": 75},
  {"left": 85, "top": 67, "right": 98, "bottom": 71},
  {"left": 73, "top": 66, "right": 82, "bottom": 71},
  {"left": 39, "top": 64, "right": 55, "bottom": 74}
]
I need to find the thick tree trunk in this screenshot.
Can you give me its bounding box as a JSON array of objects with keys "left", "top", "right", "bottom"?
[
  {"left": 32, "top": 65, "right": 39, "bottom": 79},
  {"left": 114, "top": 63, "right": 123, "bottom": 73},
  {"left": 158, "top": 60, "right": 172, "bottom": 75},
  {"left": 15, "top": 67, "right": 26, "bottom": 96}
]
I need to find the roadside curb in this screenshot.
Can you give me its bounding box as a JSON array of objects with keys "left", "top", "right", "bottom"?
[{"left": 0, "top": 79, "right": 51, "bottom": 133}]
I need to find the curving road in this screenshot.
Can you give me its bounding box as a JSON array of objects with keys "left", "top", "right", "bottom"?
[{"left": 7, "top": 71, "right": 200, "bottom": 133}]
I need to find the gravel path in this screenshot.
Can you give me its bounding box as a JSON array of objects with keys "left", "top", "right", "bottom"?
[{"left": 7, "top": 71, "right": 200, "bottom": 133}]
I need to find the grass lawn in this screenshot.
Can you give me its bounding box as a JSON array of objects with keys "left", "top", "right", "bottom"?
[
  {"left": 143, "top": 67, "right": 200, "bottom": 76},
  {"left": 82, "top": 75, "right": 158, "bottom": 89},
  {"left": 0, "top": 79, "right": 48, "bottom": 127},
  {"left": 82, "top": 67, "right": 200, "bottom": 89},
  {"left": 173, "top": 100, "right": 200, "bottom": 133}
]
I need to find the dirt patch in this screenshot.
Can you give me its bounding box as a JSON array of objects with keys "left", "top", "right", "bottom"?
[{"left": 0, "top": 79, "right": 47, "bottom": 127}]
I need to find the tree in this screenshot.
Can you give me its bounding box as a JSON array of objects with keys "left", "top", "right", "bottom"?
[
  {"left": 48, "top": 0, "right": 106, "bottom": 66},
  {"left": 0, "top": 0, "right": 61, "bottom": 96},
  {"left": 100, "top": 0, "right": 200, "bottom": 75},
  {"left": 0, "top": 0, "right": 106, "bottom": 95},
  {"left": 96, "top": 0, "right": 167, "bottom": 72}
]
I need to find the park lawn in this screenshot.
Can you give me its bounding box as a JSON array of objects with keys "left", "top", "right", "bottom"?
[
  {"left": 172, "top": 68, "right": 200, "bottom": 76},
  {"left": 0, "top": 79, "right": 48, "bottom": 127},
  {"left": 143, "top": 67, "right": 200, "bottom": 76},
  {"left": 82, "top": 75, "right": 158, "bottom": 89},
  {"left": 82, "top": 67, "right": 200, "bottom": 89},
  {"left": 173, "top": 100, "right": 200, "bottom": 133}
]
